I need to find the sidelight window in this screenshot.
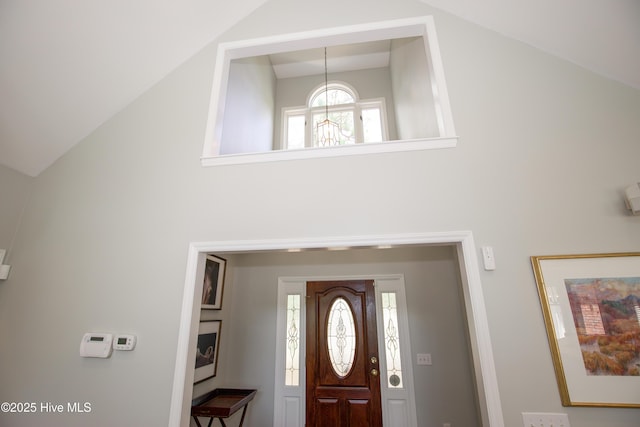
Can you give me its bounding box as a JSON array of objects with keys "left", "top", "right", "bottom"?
[
  {"left": 285, "top": 294, "right": 301, "bottom": 386},
  {"left": 381, "top": 292, "right": 403, "bottom": 388}
]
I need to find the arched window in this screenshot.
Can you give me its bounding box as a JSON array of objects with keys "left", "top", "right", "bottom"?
[{"left": 283, "top": 81, "right": 387, "bottom": 150}]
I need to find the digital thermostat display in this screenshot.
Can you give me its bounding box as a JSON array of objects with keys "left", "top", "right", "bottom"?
[
  {"left": 113, "top": 334, "right": 136, "bottom": 351},
  {"left": 80, "top": 333, "right": 113, "bottom": 358}
]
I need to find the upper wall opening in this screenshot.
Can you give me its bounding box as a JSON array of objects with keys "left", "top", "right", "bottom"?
[{"left": 201, "top": 16, "right": 457, "bottom": 167}]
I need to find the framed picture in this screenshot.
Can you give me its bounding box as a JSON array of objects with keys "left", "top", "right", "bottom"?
[
  {"left": 201, "top": 255, "right": 226, "bottom": 309},
  {"left": 531, "top": 252, "right": 640, "bottom": 407},
  {"left": 194, "top": 320, "right": 221, "bottom": 384}
]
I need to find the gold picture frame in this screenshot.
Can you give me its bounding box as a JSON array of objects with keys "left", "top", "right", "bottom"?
[{"left": 531, "top": 252, "right": 640, "bottom": 407}]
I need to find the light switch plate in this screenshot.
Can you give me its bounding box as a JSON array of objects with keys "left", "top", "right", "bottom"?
[
  {"left": 0, "top": 265, "right": 10, "bottom": 280},
  {"left": 481, "top": 246, "right": 496, "bottom": 270},
  {"left": 417, "top": 353, "right": 432, "bottom": 365},
  {"left": 0, "top": 249, "right": 10, "bottom": 280},
  {"left": 522, "top": 412, "right": 570, "bottom": 427}
]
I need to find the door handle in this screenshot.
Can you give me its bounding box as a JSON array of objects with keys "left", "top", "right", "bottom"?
[{"left": 370, "top": 368, "right": 379, "bottom": 376}]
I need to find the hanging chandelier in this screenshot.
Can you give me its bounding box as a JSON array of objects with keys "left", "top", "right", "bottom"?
[{"left": 316, "top": 47, "right": 341, "bottom": 147}]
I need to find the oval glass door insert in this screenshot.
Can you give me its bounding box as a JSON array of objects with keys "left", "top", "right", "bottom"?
[{"left": 327, "top": 297, "right": 356, "bottom": 377}]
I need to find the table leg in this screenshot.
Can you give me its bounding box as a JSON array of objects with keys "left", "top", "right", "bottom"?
[
  {"left": 237, "top": 404, "right": 249, "bottom": 427},
  {"left": 191, "top": 416, "right": 216, "bottom": 427}
]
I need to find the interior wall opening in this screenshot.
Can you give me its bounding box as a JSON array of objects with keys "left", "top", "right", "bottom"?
[
  {"left": 201, "top": 16, "right": 459, "bottom": 167},
  {"left": 170, "top": 233, "right": 504, "bottom": 427}
]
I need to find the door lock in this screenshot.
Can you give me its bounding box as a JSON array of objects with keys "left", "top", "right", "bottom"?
[{"left": 370, "top": 356, "right": 378, "bottom": 364}]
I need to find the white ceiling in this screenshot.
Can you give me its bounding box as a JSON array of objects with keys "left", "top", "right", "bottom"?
[
  {"left": 1, "top": 0, "right": 638, "bottom": 177},
  {"left": 269, "top": 40, "right": 392, "bottom": 79}
]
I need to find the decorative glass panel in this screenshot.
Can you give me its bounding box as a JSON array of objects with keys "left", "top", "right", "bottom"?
[
  {"left": 310, "top": 88, "right": 355, "bottom": 107},
  {"left": 381, "top": 292, "right": 403, "bottom": 388},
  {"left": 285, "top": 294, "right": 301, "bottom": 386},
  {"left": 327, "top": 297, "right": 356, "bottom": 378}
]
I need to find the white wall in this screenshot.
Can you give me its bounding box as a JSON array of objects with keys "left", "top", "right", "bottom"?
[
  {"left": 221, "top": 246, "right": 478, "bottom": 427},
  {"left": 390, "top": 36, "right": 440, "bottom": 139},
  {"left": 220, "top": 55, "right": 276, "bottom": 154},
  {"left": 1, "top": 0, "right": 639, "bottom": 426}
]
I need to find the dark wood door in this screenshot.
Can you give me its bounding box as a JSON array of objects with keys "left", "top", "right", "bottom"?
[{"left": 306, "top": 280, "right": 382, "bottom": 427}]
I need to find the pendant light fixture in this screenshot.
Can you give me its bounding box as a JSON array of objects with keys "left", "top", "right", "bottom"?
[{"left": 316, "top": 47, "right": 341, "bottom": 146}]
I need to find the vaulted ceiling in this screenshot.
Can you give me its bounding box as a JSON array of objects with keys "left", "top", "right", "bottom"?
[{"left": 1, "top": 0, "right": 638, "bottom": 177}]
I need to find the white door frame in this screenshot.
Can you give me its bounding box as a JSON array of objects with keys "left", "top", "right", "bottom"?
[
  {"left": 273, "top": 274, "right": 418, "bottom": 427},
  {"left": 168, "top": 231, "right": 504, "bottom": 427}
]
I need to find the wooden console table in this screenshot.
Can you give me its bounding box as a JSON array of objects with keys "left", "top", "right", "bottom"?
[{"left": 191, "top": 388, "right": 257, "bottom": 427}]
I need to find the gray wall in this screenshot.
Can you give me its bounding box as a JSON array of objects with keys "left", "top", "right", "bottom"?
[
  {"left": 1, "top": 0, "right": 639, "bottom": 426},
  {"left": 221, "top": 55, "right": 276, "bottom": 154},
  {"left": 390, "top": 36, "right": 440, "bottom": 139}
]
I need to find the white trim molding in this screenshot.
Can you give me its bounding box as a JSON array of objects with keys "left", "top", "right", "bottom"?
[{"left": 169, "top": 231, "right": 504, "bottom": 427}]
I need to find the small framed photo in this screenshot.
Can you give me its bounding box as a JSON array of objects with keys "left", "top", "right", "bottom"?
[
  {"left": 201, "top": 255, "right": 226, "bottom": 309},
  {"left": 194, "top": 320, "right": 221, "bottom": 384},
  {"left": 531, "top": 252, "right": 640, "bottom": 407}
]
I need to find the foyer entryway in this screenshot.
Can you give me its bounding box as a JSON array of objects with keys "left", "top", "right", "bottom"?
[{"left": 171, "top": 233, "right": 505, "bottom": 427}]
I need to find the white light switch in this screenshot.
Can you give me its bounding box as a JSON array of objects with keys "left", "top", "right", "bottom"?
[{"left": 481, "top": 246, "right": 496, "bottom": 270}]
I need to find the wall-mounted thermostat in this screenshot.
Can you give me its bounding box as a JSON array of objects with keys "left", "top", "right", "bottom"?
[
  {"left": 80, "top": 333, "right": 113, "bottom": 358},
  {"left": 113, "top": 334, "right": 136, "bottom": 351}
]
